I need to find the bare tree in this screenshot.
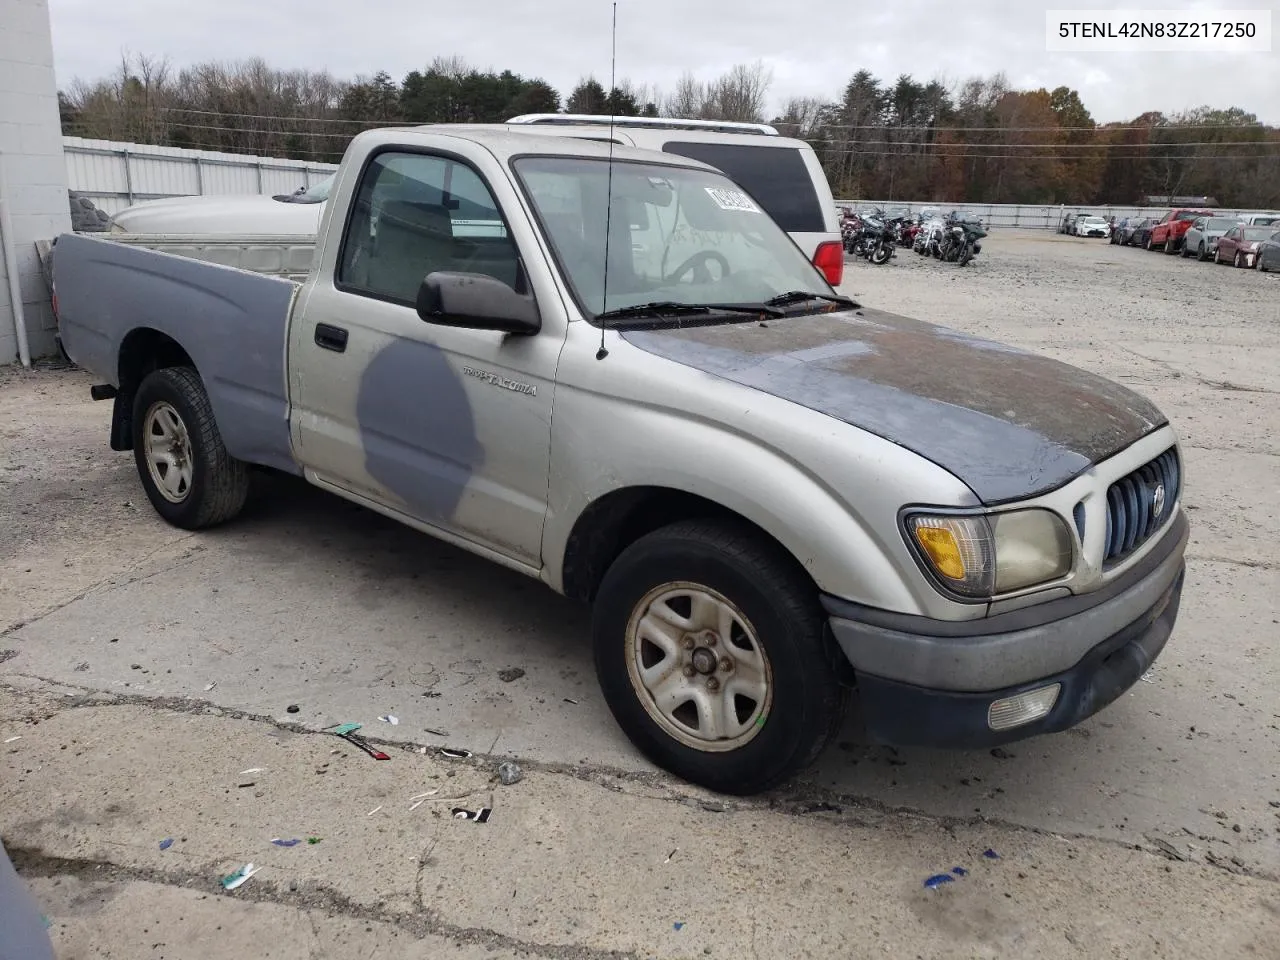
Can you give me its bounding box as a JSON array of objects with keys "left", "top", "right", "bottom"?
[
  {"left": 662, "top": 70, "right": 705, "bottom": 118},
  {"left": 704, "top": 61, "right": 773, "bottom": 122}
]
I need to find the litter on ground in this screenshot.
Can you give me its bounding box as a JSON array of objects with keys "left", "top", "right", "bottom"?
[{"left": 221, "top": 863, "right": 260, "bottom": 890}]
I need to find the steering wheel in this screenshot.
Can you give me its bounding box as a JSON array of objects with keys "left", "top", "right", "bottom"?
[{"left": 663, "top": 250, "right": 731, "bottom": 285}]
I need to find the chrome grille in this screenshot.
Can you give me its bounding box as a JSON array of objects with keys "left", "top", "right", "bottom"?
[{"left": 1103, "top": 447, "right": 1181, "bottom": 564}]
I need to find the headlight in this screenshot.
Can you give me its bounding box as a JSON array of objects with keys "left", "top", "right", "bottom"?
[{"left": 904, "top": 509, "right": 1074, "bottom": 599}]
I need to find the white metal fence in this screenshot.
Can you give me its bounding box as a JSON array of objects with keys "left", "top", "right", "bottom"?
[
  {"left": 60, "top": 137, "right": 1268, "bottom": 229},
  {"left": 831, "top": 199, "right": 1263, "bottom": 230},
  {"left": 62, "top": 137, "right": 338, "bottom": 215}
]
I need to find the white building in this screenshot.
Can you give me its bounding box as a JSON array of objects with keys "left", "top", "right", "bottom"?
[{"left": 0, "top": 0, "right": 72, "bottom": 365}]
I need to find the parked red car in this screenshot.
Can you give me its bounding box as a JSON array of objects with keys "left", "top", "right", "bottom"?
[
  {"left": 1148, "top": 208, "right": 1214, "bottom": 253},
  {"left": 1213, "top": 224, "right": 1277, "bottom": 267}
]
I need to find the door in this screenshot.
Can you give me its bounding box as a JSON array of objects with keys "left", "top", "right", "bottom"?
[{"left": 287, "top": 141, "right": 569, "bottom": 568}]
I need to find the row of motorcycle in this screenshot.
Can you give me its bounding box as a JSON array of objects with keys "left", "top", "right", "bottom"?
[{"left": 840, "top": 207, "right": 989, "bottom": 267}]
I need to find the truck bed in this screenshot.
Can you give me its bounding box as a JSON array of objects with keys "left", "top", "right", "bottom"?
[
  {"left": 102, "top": 233, "right": 316, "bottom": 280},
  {"left": 51, "top": 232, "right": 302, "bottom": 475}
]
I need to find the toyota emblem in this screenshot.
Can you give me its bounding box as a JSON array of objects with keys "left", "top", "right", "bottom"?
[{"left": 1152, "top": 482, "right": 1166, "bottom": 518}]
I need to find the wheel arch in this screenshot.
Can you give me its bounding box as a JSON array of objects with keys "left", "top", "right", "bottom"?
[
  {"left": 558, "top": 485, "right": 809, "bottom": 606},
  {"left": 110, "top": 327, "right": 199, "bottom": 450}
]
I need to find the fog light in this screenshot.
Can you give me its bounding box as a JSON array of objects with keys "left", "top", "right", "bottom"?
[{"left": 987, "top": 683, "right": 1061, "bottom": 731}]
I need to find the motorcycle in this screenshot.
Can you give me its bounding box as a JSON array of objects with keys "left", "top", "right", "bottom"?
[
  {"left": 857, "top": 208, "right": 896, "bottom": 264},
  {"left": 937, "top": 212, "right": 987, "bottom": 266},
  {"left": 841, "top": 213, "right": 865, "bottom": 255}
]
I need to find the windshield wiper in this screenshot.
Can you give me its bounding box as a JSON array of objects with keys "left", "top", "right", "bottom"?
[
  {"left": 595, "top": 300, "right": 784, "bottom": 322},
  {"left": 765, "top": 290, "right": 859, "bottom": 308}
]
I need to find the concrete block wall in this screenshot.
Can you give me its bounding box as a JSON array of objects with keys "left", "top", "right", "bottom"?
[{"left": 0, "top": 0, "right": 73, "bottom": 364}]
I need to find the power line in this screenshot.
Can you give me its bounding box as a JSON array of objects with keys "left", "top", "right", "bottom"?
[
  {"left": 153, "top": 106, "right": 1280, "bottom": 135},
  {"left": 158, "top": 106, "right": 398, "bottom": 125},
  {"left": 804, "top": 145, "right": 1274, "bottom": 162},
  {"left": 88, "top": 118, "right": 1280, "bottom": 156},
  {"left": 809, "top": 138, "right": 1279, "bottom": 150},
  {"left": 812, "top": 121, "right": 1276, "bottom": 132}
]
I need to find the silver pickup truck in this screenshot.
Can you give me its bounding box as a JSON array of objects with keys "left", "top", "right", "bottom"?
[{"left": 51, "top": 125, "right": 1188, "bottom": 795}]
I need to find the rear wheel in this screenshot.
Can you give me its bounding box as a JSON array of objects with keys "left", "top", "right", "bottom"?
[
  {"left": 131, "top": 366, "right": 250, "bottom": 529},
  {"left": 591, "top": 519, "right": 847, "bottom": 795}
]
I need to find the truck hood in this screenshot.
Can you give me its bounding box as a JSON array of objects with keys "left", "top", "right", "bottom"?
[
  {"left": 621, "top": 307, "right": 1166, "bottom": 504},
  {"left": 111, "top": 195, "right": 324, "bottom": 235}
]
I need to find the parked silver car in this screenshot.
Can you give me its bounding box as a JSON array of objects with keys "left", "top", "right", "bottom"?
[{"left": 1181, "top": 216, "right": 1240, "bottom": 261}]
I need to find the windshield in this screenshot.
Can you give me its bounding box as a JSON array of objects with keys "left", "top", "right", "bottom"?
[
  {"left": 1242, "top": 226, "right": 1274, "bottom": 242},
  {"left": 1206, "top": 217, "right": 1236, "bottom": 230},
  {"left": 512, "top": 155, "right": 833, "bottom": 321}
]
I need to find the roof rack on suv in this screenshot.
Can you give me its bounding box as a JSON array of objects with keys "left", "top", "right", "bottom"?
[{"left": 505, "top": 113, "right": 780, "bottom": 136}]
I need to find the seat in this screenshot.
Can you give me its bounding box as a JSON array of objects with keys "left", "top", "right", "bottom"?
[{"left": 364, "top": 200, "right": 458, "bottom": 303}]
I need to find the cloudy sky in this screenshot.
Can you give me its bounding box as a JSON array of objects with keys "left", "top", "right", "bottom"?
[{"left": 46, "top": 0, "right": 1279, "bottom": 125}]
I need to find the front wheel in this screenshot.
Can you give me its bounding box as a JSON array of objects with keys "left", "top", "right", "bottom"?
[
  {"left": 131, "top": 366, "right": 250, "bottom": 529},
  {"left": 958, "top": 241, "right": 973, "bottom": 266},
  {"left": 591, "top": 519, "right": 847, "bottom": 795},
  {"left": 870, "top": 241, "right": 892, "bottom": 264}
]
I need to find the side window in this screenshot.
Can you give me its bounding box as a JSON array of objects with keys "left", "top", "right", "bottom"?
[{"left": 337, "top": 151, "right": 520, "bottom": 305}]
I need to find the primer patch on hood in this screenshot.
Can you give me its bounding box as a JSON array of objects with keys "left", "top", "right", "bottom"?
[{"left": 621, "top": 307, "right": 1165, "bottom": 503}]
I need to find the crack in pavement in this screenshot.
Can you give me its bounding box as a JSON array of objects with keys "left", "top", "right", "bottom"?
[
  {"left": 1, "top": 536, "right": 202, "bottom": 637},
  {"left": 5, "top": 845, "right": 644, "bottom": 960},
  {"left": 6, "top": 673, "right": 1280, "bottom": 886},
  {"left": 1114, "top": 345, "right": 1280, "bottom": 395},
  {"left": 1188, "top": 555, "right": 1279, "bottom": 571}
]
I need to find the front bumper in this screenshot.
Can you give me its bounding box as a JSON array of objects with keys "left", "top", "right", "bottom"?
[{"left": 823, "top": 512, "right": 1188, "bottom": 748}]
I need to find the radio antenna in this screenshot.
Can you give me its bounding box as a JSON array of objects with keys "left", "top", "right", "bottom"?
[{"left": 596, "top": 1, "right": 618, "bottom": 361}]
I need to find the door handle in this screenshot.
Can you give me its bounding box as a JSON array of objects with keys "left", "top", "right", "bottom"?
[{"left": 314, "top": 323, "right": 348, "bottom": 353}]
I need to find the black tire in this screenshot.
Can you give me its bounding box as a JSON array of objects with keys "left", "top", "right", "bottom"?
[
  {"left": 131, "top": 366, "right": 250, "bottom": 529},
  {"left": 1234, "top": 251, "right": 1244, "bottom": 268},
  {"left": 1197, "top": 242, "right": 1208, "bottom": 262},
  {"left": 591, "top": 519, "right": 847, "bottom": 795},
  {"left": 958, "top": 242, "right": 973, "bottom": 266},
  {"left": 870, "top": 241, "right": 892, "bottom": 265},
  {"left": 1164, "top": 236, "right": 1176, "bottom": 254}
]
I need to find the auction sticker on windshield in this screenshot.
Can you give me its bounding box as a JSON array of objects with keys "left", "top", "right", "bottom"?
[{"left": 705, "top": 187, "right": 761, "bottom": 213}]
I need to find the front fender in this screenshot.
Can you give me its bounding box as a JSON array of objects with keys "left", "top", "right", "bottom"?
[{"left": 541, "top": 334, "right": 978, "bottom": 617}]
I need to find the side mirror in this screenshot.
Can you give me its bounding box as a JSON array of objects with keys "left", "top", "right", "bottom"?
[{"left": 415, "top": 271, "right": 541, "bottom": 335}]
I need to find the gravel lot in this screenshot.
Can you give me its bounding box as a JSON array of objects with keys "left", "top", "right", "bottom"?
[{"left": 2, "top": 229, "right": 1278, "bottom": 958}]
